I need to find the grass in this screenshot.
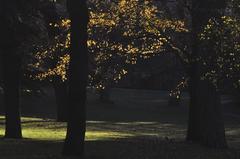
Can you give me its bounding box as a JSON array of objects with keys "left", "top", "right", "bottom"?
[
  {"left": 0, "top": 88, "right": 240, "bottom": 158},
  {"left": 0, "top": 116, "right": 134, "bottom": 141},
  {"left": 0, "top": 116, "right": 240, "bottom": 159}
]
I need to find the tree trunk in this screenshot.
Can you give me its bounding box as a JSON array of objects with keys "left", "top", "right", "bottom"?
[
  {"left": 53, "top": 77, "right": 68, "bottom": 122},
  {"left": 0, "top": 0, "right": 22, "bottom": 139},
  {"left": 186, "top": 67, "right": 202, "bottom": 142},
  {"left": 187, "top": 74, "right": 227, "bottom": 148},
  {"left": 187, "top": 73, "right": 227, "bottom": 148},
  {"left": 63, "top": 0, "right": 89, "bottom": 157},
  {"left": 199, "top": 80, "right": 227, "bottom": 148},
  {"left": 1, "top": 52, "right": 22, "bottom": 139},
  {"left": 186, "top": 0, "right": 227, "bottom": 148}
]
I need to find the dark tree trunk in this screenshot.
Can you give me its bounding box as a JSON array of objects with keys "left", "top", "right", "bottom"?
[
  {"left": 186, "top": 66, "right": 202, "bottom": 142},
  {"left": 186, "top": 0, "right": 227, "bottom": 148},
  {"left": 63, "top": 0, "right": 89, "bottom": 157},
  {"left": 187, "top": 72, "right": 227, "bottom": 148},
  {"left": 199, "top": 81, "right": 227, "bottom": 148},
  {"left": 1, "top": 52, "right": 22, "bottom": 139},
  {"left": 53, "top": 77, "right": 68, "bottom": 122},
  {"left": 0, "top": 0, "right": 22, "bottom": 139}
]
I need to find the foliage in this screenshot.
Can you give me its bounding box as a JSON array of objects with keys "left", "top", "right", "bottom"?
[
  {"left": 228, "top": 0, "right": 240, "bottom": 16},
  {"left": 32, "top": 0, "right": 187, "bottom": 90},
  {"left": 199, "top": 16, "right": 240, "bottom": 91},
  {"left": 1, "top": 0, "right": 49, "bottom": 57}
]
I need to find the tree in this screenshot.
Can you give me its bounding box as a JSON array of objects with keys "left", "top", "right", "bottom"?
[
  {"left": 62, "top": 0, "right": 89, "bottom": 157},
  {"left": 0, "top": 0, "right": 50, "bottom": 139},
  {"left": 186, "top": 0, "right": 228, "bottom": 148},
  {"left": 40, "top": 1, "right": 68, "bottom": 122},
  {"left": 18, "top": 0, "right": 69, "bottom": 122},
  {"left": 199, "top": 16, "right": 240, "bottom": 98},
  {"left": 33, "top": 0, "right": 186, "bottom": 103},
  {"left": 0, "top": 0, "right": 22, "bottom": 139}
]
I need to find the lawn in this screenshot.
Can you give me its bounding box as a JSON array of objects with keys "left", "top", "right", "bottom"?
[{"left": 0, "top": 88, "right": 240, "bottom": 159}]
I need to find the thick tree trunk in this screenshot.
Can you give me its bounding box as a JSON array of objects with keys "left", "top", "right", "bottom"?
[
  {"left": 63, "top": 0, "right": 89, "bottom": 157},
  {"left": 0, "top": 0, "right": 22, "bottom": 139},
  {"left": 186, "top": 0, "right": 227, "bottom": 148},
  {"left": 1, "top": 52, "right": 22, "bottom": 139},
  {"left": 53, "top": 77, "right": 68, "bottom": 122},
  {"left": 187, "top": 74, "right": 227, "bottom": 148},
  {"left": 199, "top": 81, "right": 227, "bottom": 148},
  {"left": 186, "top": 68, "right": 202, "bottom": 142}
]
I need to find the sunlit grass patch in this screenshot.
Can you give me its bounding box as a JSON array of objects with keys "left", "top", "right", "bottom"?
[
  {"left": 20, "top": 129, "right": 133, "bottom": 141},
  {"left": 0, "top": 116, "right": 134, "bottom": 141},
  {"left": 0, "top": 115, "right": 187, "bottom": 141}
]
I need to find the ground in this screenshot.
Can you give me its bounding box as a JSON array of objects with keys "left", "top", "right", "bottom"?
[{"left": 0, "top": 88, "right": 240, "bottom": 159}]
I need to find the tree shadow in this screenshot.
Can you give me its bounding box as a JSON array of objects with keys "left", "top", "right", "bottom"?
[{"left": 0, "top": 136, "right": 239, "bottom": 159}]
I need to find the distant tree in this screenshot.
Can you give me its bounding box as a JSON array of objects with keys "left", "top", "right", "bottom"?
[
  {"left": 40, "top": 0, "right": 68, "bottom": 122},
  {"left": 62, "top": 0, "right": 89, "bottom": 157}
]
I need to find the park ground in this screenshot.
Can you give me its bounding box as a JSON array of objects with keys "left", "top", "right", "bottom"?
[{"left": 0, "top": 88, "right": 240, "bottom": 159}]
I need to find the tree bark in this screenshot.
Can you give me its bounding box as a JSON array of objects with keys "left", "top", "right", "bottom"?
[
  {"left": 187, "top": 76, "right": 227, "bottom": 148},
  {"left": 0, "top": 0, "right": 22, "bottom": 139},
  {"left": 1, "top": 52, "right": 22, "bottom": 139},
  {"left": 186, "top": 0, "right": 227, "bottom": 148},
  {"left": 63, "top": 0, "right": 89, "bottom": 157}
]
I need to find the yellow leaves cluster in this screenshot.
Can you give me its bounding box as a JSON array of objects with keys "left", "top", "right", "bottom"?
[
  {"left": 113, "top": 69, "right": 128, "bottom": 82},
  {"left": 36, "top": 54, "right": 70, "bottom": 81},
  {"left": 90, "top": 12, "right": 116, "bottom": 27},
  {"left": 87, "top": 40, "right": 97, "bottom": 47},
  {"left": 158, "top": 20, "right": 188, "bottom": 32}
]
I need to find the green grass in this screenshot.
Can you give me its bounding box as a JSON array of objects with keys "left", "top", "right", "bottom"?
[
  {"left": 0, "top": 116, "right": 134, "bottom": 141},
  {"left": 0, "top": 88, "right": 239, "bottom": 158},
  {"left": 0, "top": 116, "right": 240, "bottom": 159}
]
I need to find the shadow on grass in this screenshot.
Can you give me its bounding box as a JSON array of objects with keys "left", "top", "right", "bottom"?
[
  {"left": 0, "top": 136, "right": 239, "bottom": 159},
  {"left": 0, "top": 116, "right": 57, "bottom": 126},
  {"left": 1, "top": 116, "right": 240, "bottom": 152}
]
